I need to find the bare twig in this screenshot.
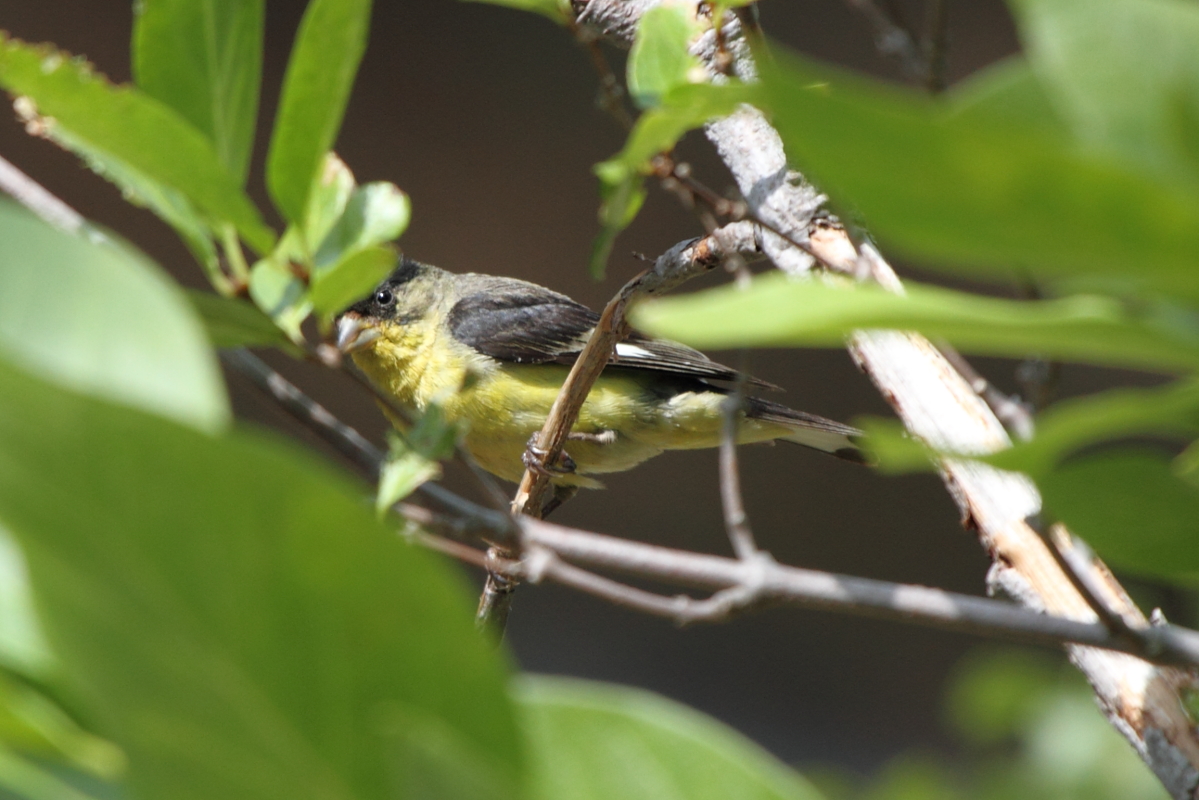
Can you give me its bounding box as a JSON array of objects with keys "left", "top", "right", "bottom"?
[
  {"left": 922, "top": 0, "right": 950, "bottom": 94},
  {"left": 511, "top": 220, "right": 761, "bottom": 519},
  {"left": 843, "top": 0, "right": 926, "bottom": 82},
  {"left": 719, "top": 368, "right": 757, "bottom": 560},
  {"left": 0, "top": 154, "right": 89, "bottom": 236}
]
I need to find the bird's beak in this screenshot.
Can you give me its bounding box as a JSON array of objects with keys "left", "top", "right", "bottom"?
[{"left": 335, "top": 313, "right": 381, "bottom": 354}]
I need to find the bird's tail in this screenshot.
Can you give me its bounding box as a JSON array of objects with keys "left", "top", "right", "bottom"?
[{"left": 745, "top": 397, "right": 869, "bottom": 464}]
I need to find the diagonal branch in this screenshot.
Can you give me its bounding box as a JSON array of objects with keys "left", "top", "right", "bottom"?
[{"left": 570, "top": 3, "right": 1199, "bottom": 796}]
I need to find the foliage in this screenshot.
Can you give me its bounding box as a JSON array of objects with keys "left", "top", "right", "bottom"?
[
  {"left": 0, "top": 0, "right": 1187, "bottom": 796},
  {"left": 633, "top": 0, "right": 1199, "bottom": 585}
]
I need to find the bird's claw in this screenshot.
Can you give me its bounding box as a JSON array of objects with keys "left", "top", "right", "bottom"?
[{"left": 523, "top": 435, "right": 577, "bottom": 476}]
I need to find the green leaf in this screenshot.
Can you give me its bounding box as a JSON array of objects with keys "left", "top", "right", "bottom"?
[
  {"left": 0, "top": 201, "right": 228, "bottom": 433},
  {"left": 627, "top": 6, "right": 702, "bottom": 109},
  {"left": 462, "top": 0, "right": 571, "bottom": 25},
  {"left": 303, "top": 153, "right": 357, "bottom": 260},
  {"left": 310, "top": 246, "right": 396, "bottom": 323},
  {"left": 631, "top": 273, "right": 1199, "bottom": 374},
  {"left": 41, "top": 125, "right": 220, "bottom": 280},
  {"left": 517, "top": 677, "right": 825, "bottom": 800},
  {"left": 0, "top": 36, "right": 274, "bottom": 254},
  {"left": 947, "top": 56, "right": 1067, "bottom": 140},
  {"left": 590, "top": 82, "right": 756, "bottom": 279},
  {"left": 758, "top": 45, "right": 1199, "bottom": 302},
  {"left": 0, "top": 526, "right": 53, "bottom": 680},
  {"left": 186, "top": 290, "right": 292, "bottom": 350},
  {"left": 1012, "top": 0, "right": 1199, "bottom": 180},
  {"left": 0, "top": 360, "right": 523, "bottom": 800},
  {"left": 945, "top": 649, "right": 1062, "bottom": 746},
  {"left": 313, "top": 182, "right": 410, "bottom": 268},
  {"left": 248, "top": 253, "right": 309, "bottom": 342},
  {"left": 377, "top": 447, "right": 441, "bottom": 518},
  {"left": 132, "top": 0, "right": 265, "bottom": 184},
  {"left": 0, "top": 748, "right": 117, "bottom": 800},
  {"left": 988, "top": 380, "right": 1199, "bottom": 477},
  {"left": 1040, "top": 450, "right": 1199, "bottom": 581},
  {"left": 266, "top": 0, "right": 372, "bottom": 225}
]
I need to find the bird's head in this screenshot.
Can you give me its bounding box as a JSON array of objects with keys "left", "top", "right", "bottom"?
[{"left": 334, "top": 257, "right": 443, "bottom": 356}]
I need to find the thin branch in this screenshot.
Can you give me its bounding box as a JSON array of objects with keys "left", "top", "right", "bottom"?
[
  {"left": 0, "top": 154, "right": 89, "bottom": 236},
  {"left": 843, "top": 0, "right": 927, "bottom": 83},
  {"left": 719, "top": 367, "right": 758, "bottom": 560},
  {"left": 511, "top": 221, "right": 761, "bottom": 519},
  {"left": 922, "top": 0, "right": 950, "bottom": 94}
]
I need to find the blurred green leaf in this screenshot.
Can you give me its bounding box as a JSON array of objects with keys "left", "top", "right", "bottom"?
[
  {"left": 1012, "top": 0, "right": 1199, "bottom": 180},
  {"left": 0, "top": 359, "right": 523, "bottom": 800},
  {"left": 310, "top": 245, "right": 396, "bottom": 323},
  {"left": 42, "top": 125, "right": 219, "bottom": 279},
  {"left": 313, "top": 182, "right": 410, "bottom": 269},
  {"left": 186, "top": 291, "right": 292, "bottom": 350},
  {"left": 0, "top": 526, "right": 53, "bottom": 680},
  {"left": 0, "top": 35, "right": 274, "bottom": 254},
  {"left": 853, "top": 418, "right": 936, "bottom": 475},
  {"left": 248, "top": 253, "right": 309, "bottom": 342},
  {"left": 463, "top": 0, "right": 571, "bottom": 25},
  {"left": 590, "top": 165, "right": 647, "bottom": 279},
  {"left": 988, "top": 380, "right": 1199, "bottom": 477},
  {"left": 377, "top": 451, "right": 441, "bottom": 518},
  {"left": 1041, "top": 450, "right": 1199, "bottom": 581},
  {"left": 303, "top": 153, "right": 357, "bottom": 260},
  {"left": 948, "top": 56, "right": 1067, "bottom": 139},
  {"left": 0, "top": 202, "right": 228, "bottom": 433},
  {"left": 132, "top": 0, "right": 264, "bottom": 184},
  {"left": 632, "top": 273, "right": 1199, "bottom": 374},
  {"left": 758, "top": 45, "right": 1199, "bottom": 301},
  {"left": 944, "top": 649, "right": 1060, "bottom": 746},
  {"left": 0, "top": 747, "right": 117, "bottom": 800},
  {"left": 627, "top": 6, "right": 702, "bottom": 109},
  {"left": 266, "top": 0, "right": 372, "bottom": 226},
  {"left": 517, "top": 676, "right": 825, "bottom": 800}
]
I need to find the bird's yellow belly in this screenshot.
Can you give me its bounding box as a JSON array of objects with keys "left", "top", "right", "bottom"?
[{"left": 446, "top": 365, "right": 669, "bottom": 486}]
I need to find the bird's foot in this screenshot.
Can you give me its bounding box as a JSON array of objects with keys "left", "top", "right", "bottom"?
[
  {"left": 523, "top": 435, "right": 578, "bottom": 477},
  {"left": 566, "top": 429, "right": 618, "bottom": 445}
]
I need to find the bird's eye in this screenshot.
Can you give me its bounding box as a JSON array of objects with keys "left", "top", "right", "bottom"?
[{"left": 374, "top": 288, "right": 395, "bottom": 306}]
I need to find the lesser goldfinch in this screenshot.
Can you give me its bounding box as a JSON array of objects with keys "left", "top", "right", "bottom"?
[{"left": 336, "top": 258, "right": 864, "bottom": 493}]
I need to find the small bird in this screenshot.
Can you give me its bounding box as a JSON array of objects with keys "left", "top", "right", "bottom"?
[{"left": 336, "top": 258, "right": 864, "bottom": 504}]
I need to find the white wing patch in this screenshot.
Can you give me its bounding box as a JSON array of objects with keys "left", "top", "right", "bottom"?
[{"left": 615, "top": 343, "right": 656, "bottom": 360}]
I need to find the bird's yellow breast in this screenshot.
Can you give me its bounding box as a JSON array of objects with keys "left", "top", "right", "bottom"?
[{"left": 351, "top": 317, "right": 783, "bottom": 485}]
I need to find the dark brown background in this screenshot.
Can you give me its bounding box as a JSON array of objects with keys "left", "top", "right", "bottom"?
[{"left": 0, "top": 0, "right": 1064, "bottom": 774}]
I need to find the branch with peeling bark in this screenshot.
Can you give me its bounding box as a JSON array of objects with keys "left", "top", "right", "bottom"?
[{"left": 569, "top": 1, "right": 1199, "bottom": 796}]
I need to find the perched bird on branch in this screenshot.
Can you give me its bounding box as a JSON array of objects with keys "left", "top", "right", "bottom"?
[{"left": 336, "top": 257, "right": 864, "bottom": 494}]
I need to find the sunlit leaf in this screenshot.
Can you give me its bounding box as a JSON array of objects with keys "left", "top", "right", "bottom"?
[
  {"left": 758, "top": 45, "right": 1199, "bottom": 301},
  {"left": 988, "top": 380, "right": 1199, "bottom": 477},
  {"left": 0, "top": 360, "right": 523, "bottom": 800},
  {"left": 517, "top": 677, "right": 825, "bottom": 800},
  {"left": 0, "top": 35, "right": 274, "bottom": 253},
  {"left": 266, "top": 0, "right": 372, "bottom": 225},
  {"left": 132, "top": 0, "right": 265, "bottom": 183},
  {"left": 186, "top": 291, "right": 292, "bottom": 350},
  {"left": 627, "top": 6, "right": 702, "bottom": 109},
  {"left": 313, "top": 182, "right": 410, "bottom": 269},
  {"left": 1041, "top": 450, "right": 1199, "bottom": 581},
  {"left": 0, "top": 202, "right": 228, "bottom": 433},
  {"left": 1012, "top": 0, "right": 1199, "bottom": 180},
  {"left": 632, "top": 273, "right": 1199, "bottom": 374},
  {"left": 310, "top": 246, "right": 396, "bottom": 323}
]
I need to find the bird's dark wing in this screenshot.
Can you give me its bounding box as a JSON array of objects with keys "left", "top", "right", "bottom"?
[{"left": 446, "top": 278, "right": 776, "bottom": 388}]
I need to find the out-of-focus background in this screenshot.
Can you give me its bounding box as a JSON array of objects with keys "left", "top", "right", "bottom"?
[{"left": 1, "top": 0, "right": 1150, "bottom": 779}]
